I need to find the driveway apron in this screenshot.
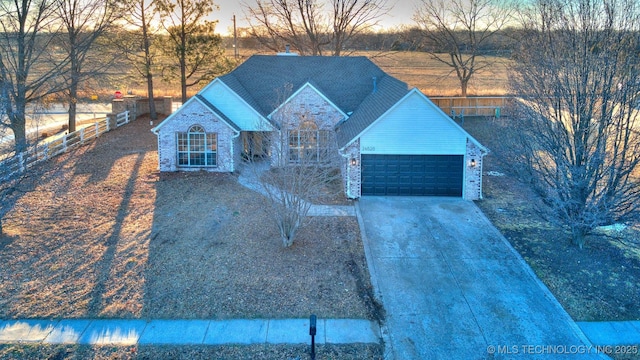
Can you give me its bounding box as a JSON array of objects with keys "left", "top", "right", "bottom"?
[{"left": 357, "top": 197, "right": 604, "bottom": 360}]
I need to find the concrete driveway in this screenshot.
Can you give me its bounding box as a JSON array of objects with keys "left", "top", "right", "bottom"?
[{"left": 357, "top": 197, "right": 604, "bottom": 359}]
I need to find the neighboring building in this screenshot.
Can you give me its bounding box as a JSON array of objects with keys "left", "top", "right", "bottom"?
[{"left": 152, "top": 55, "right": 487, "bottom": 200}]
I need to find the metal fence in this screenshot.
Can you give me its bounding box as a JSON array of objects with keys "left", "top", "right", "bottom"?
[{"left": 0, "top": 111, "right": 130, "bottom": 181}]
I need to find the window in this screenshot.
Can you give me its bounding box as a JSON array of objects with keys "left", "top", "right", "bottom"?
[
  {"left": 177, "top": 125, "right": 217, "bottom": 167},
  {"left": 288, "top": 121, "right": 332, "bottom": 163}
]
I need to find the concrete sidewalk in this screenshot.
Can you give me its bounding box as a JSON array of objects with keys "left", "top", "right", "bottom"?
[
  {"left": 0, "top": 318, "right": 380, "bottom": 346},
  {"left": 577, "top": 321, "right": 640, "bottom": 347},
  {"left": 237, "top": 162, "right": 356, "bottom": 217}
]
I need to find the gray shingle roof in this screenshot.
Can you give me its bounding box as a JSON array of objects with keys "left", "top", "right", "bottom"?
[{"left": 218, "top": 55, "right": 410, "bottom": 147}]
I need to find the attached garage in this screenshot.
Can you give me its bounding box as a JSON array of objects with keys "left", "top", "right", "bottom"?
[
  {"left": 339, "top": 89, "right": 487, "bottom": 200},
  {"left": 361, "top": 154, "right": 464, "bottom": 196}
]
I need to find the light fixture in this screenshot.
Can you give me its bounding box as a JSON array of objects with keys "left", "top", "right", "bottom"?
[
  {"left": 470, "top": 158, "right": 476, "bottom": 167},
  {"left": 351, "top": 158, "right": 357, "bottom": 166}
]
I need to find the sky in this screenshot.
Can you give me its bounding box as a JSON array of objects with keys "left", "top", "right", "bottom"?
[{"left": 211, "top": 0, "right": 421, "bottom": 36}]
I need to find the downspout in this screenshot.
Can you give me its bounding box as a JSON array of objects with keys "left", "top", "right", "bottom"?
[
  {"left": 479, "top": 157, "right": 484, "bottom": 200},
  {"left": 231, "top": 129, "right": 241, "bottom": 172}
]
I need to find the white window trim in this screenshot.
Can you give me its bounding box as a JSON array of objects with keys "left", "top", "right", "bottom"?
[{"left": 176, "top": 125, "right": 218, "bottom": 168}]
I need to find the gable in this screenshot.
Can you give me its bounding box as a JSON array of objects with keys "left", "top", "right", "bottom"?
[
  {"left": 152, "top": 96, "right": 239, "bottom": 135},
  {"left": 269, "top": 83, "right": 347, "bottom": 129},
  {"left": 359, "top": 90, "right": 481, "bottom": 155},
  {"left": 199, "top": 79, "right": 272, "bottom": 131}
]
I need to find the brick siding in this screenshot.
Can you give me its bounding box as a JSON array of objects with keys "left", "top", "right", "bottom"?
[
  {"left": 464, "top": 140, "right": 484, "bottom": 200},
  {"left": 156, "top": 100, "right": 237, "bottom": 172}
]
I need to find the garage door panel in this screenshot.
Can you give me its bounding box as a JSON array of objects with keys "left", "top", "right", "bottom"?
[{"left": 361, "top": 155, "right": 463, "bottom": 196}]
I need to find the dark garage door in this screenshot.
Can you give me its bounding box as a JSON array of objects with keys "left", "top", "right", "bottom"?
[{"left": 361, "top": 154, "right": 464, "bottom": 196}]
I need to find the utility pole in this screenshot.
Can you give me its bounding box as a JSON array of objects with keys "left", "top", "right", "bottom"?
[{"left": 232, "top": 14, "right": 238, "bottom": 59}]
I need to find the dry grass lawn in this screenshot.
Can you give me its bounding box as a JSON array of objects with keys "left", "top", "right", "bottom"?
[
  {"left": 0, "top": 117, "right": 379, "bottom": 322},
  {"left": 462, "top": 117, "right": 640, "bottom": 323}
]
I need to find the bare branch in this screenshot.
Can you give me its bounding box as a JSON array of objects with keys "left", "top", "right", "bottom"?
[
  {"left": 54, "top": 0, "right": 123, "bottom": 132},
  {"left": 243, "top": 0, "right": 389, "bottom": 56},
  {"left": 0, "top": 0, "right": 69, "bottom": 152},
  {"left": 507, "top": 0, "right": 640, "bottom": 248},
  {"left": 414, "top": 0, "right": 515, "bottom": 96},
  {"left": 245, "top": 85, "right": 342, "bottom": 247}
]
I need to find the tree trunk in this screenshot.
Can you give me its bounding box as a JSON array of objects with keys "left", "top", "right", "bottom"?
[
  {"left": 147, "top": 73, "right": 157, "bottom": 120},
  {"left": 141, "top": 12, "right": 157, "bottom": 120},
  {"left": 461, "top": 79, "right": 468, "bottom": 97},
  {"left": 180, "top": 18, "right": 188, "bottom": 104},
  {"left": 68, "top": 83, "right": 78, "bottom": 133},
  {"left": 11, "top": 115, "right": 28, "bottom": 154},
  {"left": 68, "top": 33, "right": 79, "bottom": 133},
  {"left": 279, "top": 213, "right": 299, "bottom": 248},
  {"left": 571, "top": 226, "right": 586, "bottom": 249},
  {"left": 181, "top": 61, "right": 187, "bottom": 104}
]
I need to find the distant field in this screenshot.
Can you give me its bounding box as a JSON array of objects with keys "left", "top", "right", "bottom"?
[
  {"left": 362, "top": 51, "right": 511, "bottom": 96},
  {"left": 117, "top": 49, "right": 510, "bottom": 99}
]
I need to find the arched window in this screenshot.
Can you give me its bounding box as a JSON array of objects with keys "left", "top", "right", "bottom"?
[
  {"left": 176, "top": 125, "right": 217, "bottom": 167},
  {"left": 288, "top": 121, "right": 332, "bottom": 163}
]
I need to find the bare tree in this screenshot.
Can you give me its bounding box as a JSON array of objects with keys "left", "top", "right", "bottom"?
[
  {"left": 156, "top": 0, "right": 231, "bottom": 103},
  {"left": 55, "top": 0, "right": 121, "bottom": 133},
  {"left": 414, "top": 0, "right": 514, "bottom": 96},
  {"left": 117, "top": 0, "right": 161, "bottom": 120},
  {"left": 246, "top": 89, "right": 342, "bottom": 247},
  {"left": 0, "top": 0, "right": 68, "bottom": 153},
  {"left": 507, "top": 0, "right": 640, "bottom": 248},
  {"left": 243, "top": 0, "right": 389, "bottom": 56}
]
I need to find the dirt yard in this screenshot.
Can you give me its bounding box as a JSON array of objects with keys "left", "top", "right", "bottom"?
[
  {"left": 0, "top": 116, "right": 381, "bottom": 323},
  {"left": 463, "top": 117, "right": 640, "bottom": 323}
]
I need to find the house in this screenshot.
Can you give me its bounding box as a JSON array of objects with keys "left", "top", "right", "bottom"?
[{"left": 151, "top": 55, "right": 488, "bottom": 200}]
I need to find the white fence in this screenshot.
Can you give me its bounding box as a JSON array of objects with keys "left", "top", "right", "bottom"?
[{"left": 0, "top": 111, "right": 130, "bottom": 181}]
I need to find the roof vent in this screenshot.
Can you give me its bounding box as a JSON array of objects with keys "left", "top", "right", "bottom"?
[
  {"left": 277, "top": 44, "right": 299, "bottom": 56},
  {"left": 372, "top": 76, "right": 378, "bottom": 93}
]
